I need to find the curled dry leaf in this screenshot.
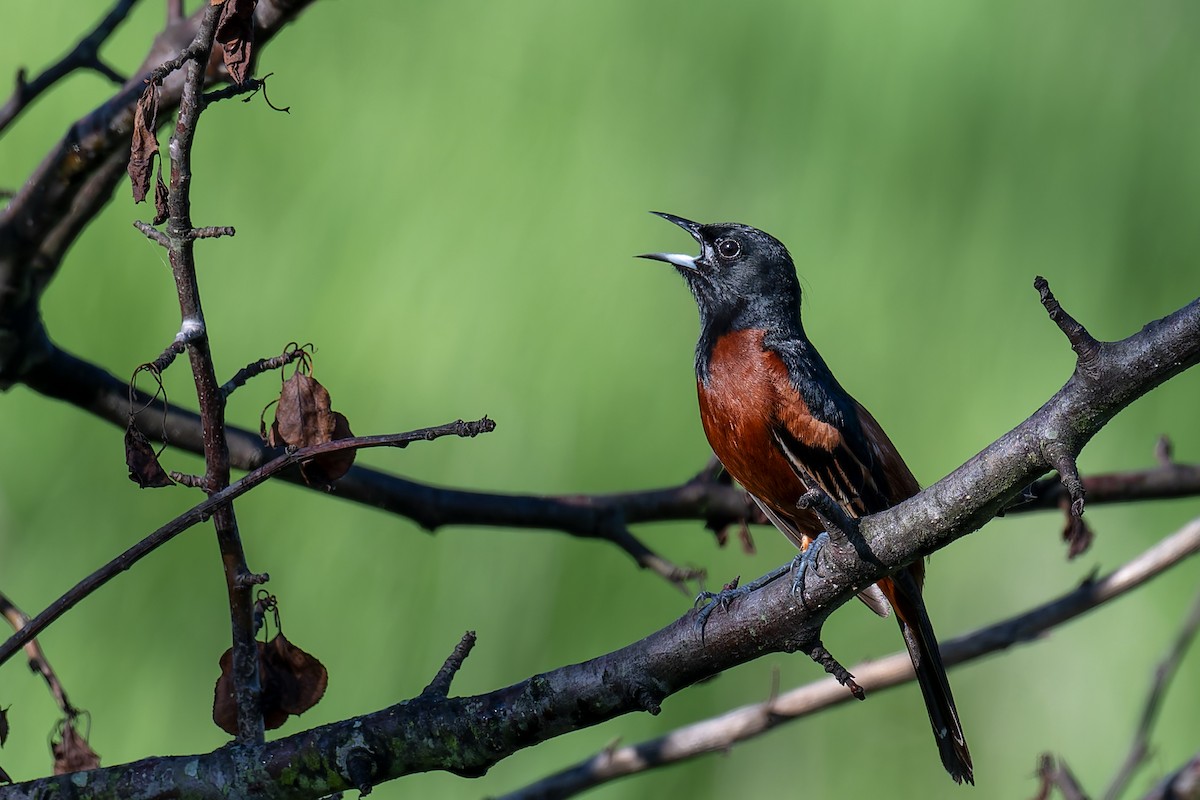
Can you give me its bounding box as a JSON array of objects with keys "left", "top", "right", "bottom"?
[
  {"left": 153, "top": 162, "right": 169, "bottom": 226},
  {"left": 128, "top": 83, "right": 159, "bottom": 203},
  {"left": 267, "top": 372, "right": 355, "bottom": 484},
  {"left": 212, "top": 634, "right": 328, "bottom": 735},
  {"left": 124, "top": 421, "right": 175, "bottom": 488},
  {"left": 51, "top": 718, "right": 100, "bottom": 776},
  {"left": 215, "top": 0, "right": 257, "bottom": 85}
]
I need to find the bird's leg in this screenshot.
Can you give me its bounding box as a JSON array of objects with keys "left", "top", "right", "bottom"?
[
  {"left": 789, "top": 531, "right": 830, "bottom": 598},
  {"left": 693, "top": 562, "right": 794, "bottom": 634}
]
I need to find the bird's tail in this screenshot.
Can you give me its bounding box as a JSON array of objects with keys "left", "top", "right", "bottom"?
[{"left": 882, "top": 567, "right": 974, "bottom": 785}]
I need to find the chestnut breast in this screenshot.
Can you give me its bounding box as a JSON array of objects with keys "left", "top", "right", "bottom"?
[{"left": 696, "top": 328, "right": 824, "bottom": 539}]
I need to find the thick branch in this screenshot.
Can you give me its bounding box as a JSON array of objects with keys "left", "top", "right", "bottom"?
[{"left": 500, "top": 517, "right": 1200, "bottom": 799}]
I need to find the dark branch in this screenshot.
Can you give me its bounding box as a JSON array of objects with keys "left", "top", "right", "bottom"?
[
  {"left": 15, "top": 331, "right": 1200, "bottom": 588},
  {"left": 220, "top": 344, "right": 308, "bottom": 398},
  {"left": 1036, "top": 275, "right": 1101, "bottom": 365}
]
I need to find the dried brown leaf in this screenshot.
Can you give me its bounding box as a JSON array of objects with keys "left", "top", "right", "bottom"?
[
  {"left": 51, "top": 720, "right": 100, "bottom": 775},
  {"left": 153, "top": 162, "right": 169, "bottom": 226},
  {"left": 270, "top": 372, "right": 355, "bottom": 484},
  {"left": 213, "top": 645, "right": 244, "bottom": 735},
  {"left": 213, "top": 635, "right": 327, "bottom": 735},
  {"left": 215, "top": 0, "right": 256, "bottom": 85},
  {"left": 128, "top": 83, "right": 159, "bottom": 203},
  {"left": 263, "top": 633, "right": 328, "bottom": 717},
  {"left": 125, "top": 421, "right": 175, "bottom": 488},
  {"left": 303, "top": 410, "right": 355, "bottom": 484}
]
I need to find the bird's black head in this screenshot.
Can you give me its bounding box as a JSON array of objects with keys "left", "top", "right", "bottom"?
[{"left": 638, "top": 212, "right": 802, "bottom": 335}]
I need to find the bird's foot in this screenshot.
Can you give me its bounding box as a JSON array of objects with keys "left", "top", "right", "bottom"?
[
  {"left": 790, "top": 531, "right": 831, "bottom": 601},
  {"left": 693, "top": 577, "right": 751, "bottom": 633},
  {"left": 693, "top": 562, "right": 794, "bottom": 634}
]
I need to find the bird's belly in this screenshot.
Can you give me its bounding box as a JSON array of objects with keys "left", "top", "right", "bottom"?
[{"left": 696, "top": 379, "right": 822, "bottom": 541}]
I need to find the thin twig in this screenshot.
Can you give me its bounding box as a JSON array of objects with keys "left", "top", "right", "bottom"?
[
  {"left": 0, "top": 592, "right": 78, "bottom": 717},
  {"left": 1104, "top": 588, "right": 1200, "bottom": 800},
  {"left": 1036, "top": 754, "right": 1090, "bottom": 800},
  {"left": 421, "top": 631, "right": 478, "bottom": 699},
  {"left": 1036, "top": 275, "right": 1102, "bottom": 365},
  {"left": 150, "top": 0, "right": 268, "bottom": 743},
  {"left": 220, "top": 344, "right": 308, "bottom": 398},
  {"left": 0, "top": 417, "right": 497, "bottom": 670}
]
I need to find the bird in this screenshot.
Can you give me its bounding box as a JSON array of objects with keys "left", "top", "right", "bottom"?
[{"left": 639, "top": 212, "right": 973, "bottom": 785}]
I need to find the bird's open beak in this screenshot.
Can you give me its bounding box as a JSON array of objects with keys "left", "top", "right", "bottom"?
[{"left": 637, "top": 211, "right": 703, "bottom": 271}]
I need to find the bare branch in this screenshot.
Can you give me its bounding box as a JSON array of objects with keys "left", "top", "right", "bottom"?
[
  {"left": 1036, "top": 275, "right": 1101, "bottom": 365},
  {"left": 1036, "top": 754, "right": 1090, "bottom": 800},
  {"left": 0, "top": 592, "right": 78, "bottom": 717},
  {"left": 421, "top": 631, "right": 478, "bottom": 699}
]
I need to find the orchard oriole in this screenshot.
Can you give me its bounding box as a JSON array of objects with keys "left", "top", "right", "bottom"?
[{"left": 640, "top": 213, "right": 973, "bottom": 785}]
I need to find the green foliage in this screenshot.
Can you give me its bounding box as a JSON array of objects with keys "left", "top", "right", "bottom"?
[{"left": 1, "top": 1, "right": 1198, "bottom": 798}]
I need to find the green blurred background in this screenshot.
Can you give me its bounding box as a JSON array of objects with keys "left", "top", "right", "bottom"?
[{"left": 2, "top": 1, "right": 1199, "bottom": 797}]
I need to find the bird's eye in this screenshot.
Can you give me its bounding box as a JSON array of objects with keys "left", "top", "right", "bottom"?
[{"left": 716, "top": 238, "right": 741, "bottom": 259}]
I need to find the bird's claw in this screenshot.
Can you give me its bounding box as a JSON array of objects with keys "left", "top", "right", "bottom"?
[
  {"left": 693, "top": 578, "right": 750, "bottom": 633},
  {"left": 790, "top": 531, "right": 830, "bottom": 600}
]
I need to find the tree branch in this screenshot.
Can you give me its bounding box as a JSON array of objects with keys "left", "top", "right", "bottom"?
[{"left": 497, "top": 517, "right": 1200, "bottom": 799}]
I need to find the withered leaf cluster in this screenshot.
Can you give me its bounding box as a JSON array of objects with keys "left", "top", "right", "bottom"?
[
  {"left": 266, "top": 371, "right": 355, "bottom": 484},
  {"left": 214, "top": 0, "right": 257, "bottom": 86},
  {"left": 212, "top": 633, "right": 327, "bottom": 735}
]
